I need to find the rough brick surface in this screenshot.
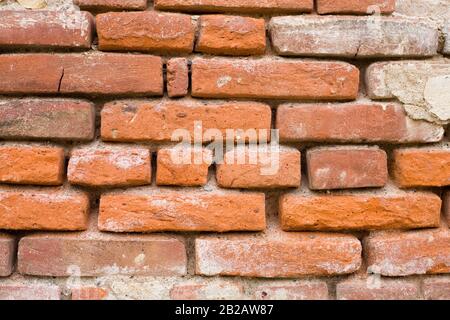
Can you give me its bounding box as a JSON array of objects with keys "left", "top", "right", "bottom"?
[
  {"left": 445, "top": 192, "right": 450, "bottom": 226},
  {"left": 423, "top": 277, "right": 450, "bottom": 300},
  {"left": 0, "top": 99, "right": 95, "bottom": 141},
  {"left": 99, "top": 190, "right": 266, "bottom": 232},
  {"left": 0, "top": 145, "right": 65, "bottom": 186},
  {"left": 337, "top": 278, "right": 419, "bottom": 300},
  {"left": 97, "top": 12, "right": 196, "bottom": 54},
  {"left": 197, "top": 15, "right": 266, "bottom": 55},
  {"left": 270, "top": 16, "right": 438, "bottom": 58},
  {"left": 191, "top": 58, "right": 359, "bottom": 100},
  {"left": 74, "top": 0, "right": 147, "bottom": 11},
  {"left": 71, "top": 287, "right": 108, "bottom": 300},
  {"left": 170, "top": 282, "right": 244, "bottom": 300},
  {"left": 0, "top": 234, "right": 15, "bottom": 277},
  {"left": 307, "top": 146, "right": 387, "bottom": 190},
  {"left": 0, "top": 11, "right": 93, "bottom": 49},
  {"left": 253, "top": 281, "right": 329, "bottom": 300},
  {"left": 0, "top": 285, "right": 60, "bottom": 300},
  {"left": 68, "top": 146, "right": 152, "bottom": 187},
  {"left": 167, "top": 58, "right": 189, "bottom": 98},
  {"left": 280, "top": 191, "right": 441, "bottom": 231},
  {"left": 317, "top": 0, "right": 396, "bottom": 14},
  {"left": 444, "top": 24, "right": 450, "bottom": 55}
]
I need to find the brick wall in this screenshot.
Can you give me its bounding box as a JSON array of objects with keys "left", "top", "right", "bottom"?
[{"left": 0, "top": 0, "right": 449, "bottom": 300}]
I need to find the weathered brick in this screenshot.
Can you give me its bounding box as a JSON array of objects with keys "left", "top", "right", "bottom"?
[
  {"left": 170, "top": 282, "right": 244, "bottom": 300},
  {"left": 0, "top": 99, "right": 95, "bottom": 141},
  {"left": 156, "top": 146, "right": 212, "bottom": 187},
  {"left": 317, "top": 0, "right": 396, "bottom": 14},
  {"left": 0, "top": 10, "right": 93, "bottom": 49},
  {"left": 0, "top": 54, "right": 163, "bottom": 96},
  {"left": 270, "top": 16, "right": 438, "bottom": 58},
  {"left": 0, "top": 187, "right": 89, "bottom": 231},
  {"left": 216, "top": 146, "right": 301, "bottom": 189},
  {"left": 99, "top": 189, "right": 265, "bottom": 232},
  {"left": 71, "top": 287, "right": 108, "bottom": 300},
  {"left": 365, "top": 228, "right": 450, "bottom": 276},
  {"left": 392, "top": 147, "right": 450, "bottom": 187},
  {"left": 280, "top": 190, "right": 441, "bottom": 231},
  {"left": 101, "top": 99, "right": 271, "bottom": 143},
  {"left": 254, "top": 281, "right": 329, "bottom": 300},
  {"left": 444, "top": 24, "right": 450, "bottom": 55},
  {"left": 195, "top": 232, "right": 361, "bottom": 277},
  {"left": 276, "top": 103, "right": 444, "bottom": 143},
  {"left": 97, "top": 12, "right": 196, "bottom": 54},
  {"left": 18, "top": 231, "right": 187, "bottom": 277},
  {"left": 154, "top": 0, "right": 313, "bottom": 13},
  {"left": 191, "top": 58, "right": 359, "bottom": 100},
  {"left": 196, "top": 15, "right": 266, "bottom": 56},
  {"left": 167, "top": 58, "right": 189, "bottom": 98},
  {"left": 68, "top": 146, "right": 152, "bottom": 188},
  {"left": 307, "top": 146, "right": 387, "bottom": 190},
  {"left": 395, "top": 0, "right": 450, "bottom": 25},
  {"left": 74, "top": 0, "right": 147, "bottom": 11},
  {"left": 0, "top": 234, "right": 15, "bottom": 277},
  {"left": 337, "top": 278, "right": 419, "bottom": 300},
  {"left": 423, "top": 277, "right": 450, "bottom": 300},
  {"left": 445, "top": 192, "right": 450, "bottom": 226},
  {"left": 0, "top": 284, "right": 60, "bottom": 300},
  {"left": 0, "top": 145, "right": 64, "bottom": 186}
]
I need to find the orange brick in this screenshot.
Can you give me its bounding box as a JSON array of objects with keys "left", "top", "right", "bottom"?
[
  {"left": 0, "top": 284, "right": 60, "bottom": 300},
  {"left": 393, "top": 148, "right": 450, "bottom": 187},
  {"left": 317, "top": 0, "right": 396, "bottom": 14},
  {"left": 337, "top": 278, "right": 419, "bottom": 300},
  {"left": 0, "top": 187, "right": 89, "bottom": 231},
  {"left": 99, "top": 189, "right": 265, "bottom": 232},
  {"left": 196, "top": 15, "right": 266, "bottom": 55},
  {"left": 0, "top": 145, "right": 64, "bottom": 186},
  {"left": 74, "top": 0, "right": 147, "bottom": 11},
  {"left": 192, "top": 58, "right": 359, "bottom": 100},
  {"left": 0, "top": 234, "right": 15, "bottom": 277},
  {"left": 445, "top": 192, "right": 450, "bottom": 227},
  {"left": 167, "top": 58, "right": 189, "bottom": 98},
  {"left": 71, "top": 287, "right": 108, "bottom": 300},
  {"left": 254, "top": 281, "right": 329, "bottom": 300},
  {"left": 68, "top": 146, "right": 151, "bottom": 188},
  {"left": 97, "top": 12, "right": 196, "bottom": 54}
]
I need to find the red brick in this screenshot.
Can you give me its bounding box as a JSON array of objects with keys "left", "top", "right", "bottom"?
[
  {"left": 195, "top": 232, "right": 361, "bottom": 277},
  {"left": 154, "top": 0, "right": 313, "bottom": 13},
  {"left": 97, "top": 12, "right": 196, "bottom": 54},
  {"left": 445, "top": 192, "right": 450, "bottom": 226},
  {"left": 317, "top": 0, "right": 396, "bottom": 14},
  {"left": 0, "top": 99, "right": 95, "bottom": 141},
  {"left": 0, "top": 234, "right": 15, "bottom": 277},
  {"left": 365, "top": 228, "right": 450, "bottom": 276},
  {"left": 71, "top": 287, "right": 108, "bottom": 300},
  {"left": 167, "top": 58, "right": 189, "bottom": 98},
  {"left": 192, "top": 58, "right": 359, "bottom": 100},
  {"left": 423, "top": 277, "right": 450, "bottom": 300},
  {"left": 101, "top": 99, "right": 271, "bottom": 143},
  {"left": 0, "top": 145, "right": 64, "bottom": 186},
  {"left": 392, "top": 147, "right": 450, "bottom": 187},
  {"left": 0, "top": 187, "right": 89, "bottom": 231},
  {"left": 68, "top": 146, "right": 152, "bottom": 188},
  {"left": 99, "top": 189, "right": 265, "bottom": 232},
  {"left": 216, "top": 146, "right": 301, "bottom": 189},
  {"left": 0, "top": 11, "right": 93, "bottom": 49},
  {"left": 307, "top": 146, "right": 387, "bottom": 190},
  {"left": 337, "top": 278, "right": 419, "bottom": 300},
  {"left": 277, "top": 102, "right": 444, "bottom": 143},
  {"left": 170, "top": 282, "right": 244, "bottom": 300},
  {"left": 18, "top": 231, "right": 186, "bottom": 277},
  {"left": 74, "top": 0, "right": 147, "bottom": 11},
  {"left": 156, "top": 146, "right": 212, "bottom": 187},
  {"left": 0, "top": 284, "right": 60, "bottom": 300},
  {"left": 0, "top": 54, "right": 163, "bottom": 96},
  {"left": 280, "top": 190, "right": 441, "bottom": 231},
  {"left": 196, "top": 15, "right": 266, "bottom": 56},
  {"left": 254, "top": 281, "right": 329, "bottom": 300}
]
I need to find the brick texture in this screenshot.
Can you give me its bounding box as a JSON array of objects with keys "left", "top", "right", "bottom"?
[
  {"left": 0, "top": 285, "right": 60, "bottom": 300},
  {"left": 253, "top": 281, "right": 329, "bottom": 300},
  {"left": 423, "top": 277, "right": 450, "bottom": 300},
  {"left": 337, "top": 278, "right": 419, "bottom": 300},
  {"left": 71, "top": 287, "right": 108, "bottom": 300},
  {"left": 74, "top": 0, "right": 147, "bottom": 11},
  {"left": 167, "top": 58, "right": 189, "bottom": 98},
  {"left": 170, "top": 282, "right": 244, "bottom": 300},
  {"left": 0, "top": 234, "right": 15, "bottom": 277},
  {"left": 317, "top": 0, "right": 396, "bottom": 14}
]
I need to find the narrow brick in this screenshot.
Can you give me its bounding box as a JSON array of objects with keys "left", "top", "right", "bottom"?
[
  {"left": 253, "top": 281, "right": 328, "bottom": 300},
  {"left": 99, "top": 189, "right": 265, "bottom": 232},
  {"left": 167, "top": 58, "right": 189, "bottom": 98},
  {"left": 0, "top": 54, "right": 163, "bottom": 96},
  {"left": 196, "top": 15, "right": 266, "bottom": 56},
  {"left": 68, "top": 146, "right": 152, "bottom": 188},
  {"left": 97, "top": 12, "right": 196, "bottom": 54},
  {"left": 18, "top": 232, "right": 187, "bottom": 277},
  {"left": 191, "top": 58, "right": 359, "bottom": 100},
  {"left": 74, "top": 0, "right": 147, "bottom": 11},
  {"left": 0, "top": 145, "right": 64, "bottom": 186},
  {"left": 170, "top": 282, "right": 244, "bottom": 300},
  {"left": 0, "top": 187, "right": 89, "bottom": 231},
  {"left": 154, "top": 0, "right": 313, "bottom": 13},
  {"left": 423, "top": 277, "right": 450, "bottom": 300},
  {"left": 156, "top": 146, "right": 212, "bottom": 187},
  {"left": 216, "top": 146, "right": 301, "bottom": 189},
  {"left": 444, "top": 24, "right": 450, "bottom": 55},
  {"left": 280, "top": 191, "right": 441, "bottom": 231},
  {"left": 0, "top": 234, "right": 15, "bottom": 277},
  {"left": 276, "top": 103, "right": 444, "bottom": 143},
  {"left": 317, "top": 0, "right": 396, "bottom": 14},
  {"left": 307, "top": 146, "right": 387, "bottom": 190},
  {"left": 101, "top": 99, "right": 271, "bottom": 143},
  {"left": 365, "top": 229, "right": 450, "bottom": 276},
  {"left": 337, "top": 278, "right": 419, "bottom": 300},
  {"left": 71, "top": 287, "right": 108, "bottom": 300},
  {"left": 445, "top": 192, "right": 450, "bottom": 226},
  {"left": 270, "top": 16, "right": 438, "bottom": 58},
  {"left": 0, "top": 99, "right": 95, "bottom": 141},
  {"left": 0, "top": 284, "right": 60, "bottom": 300},
  {"left": 392, "top": 147, "right": 450, "bottom": 187}
]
